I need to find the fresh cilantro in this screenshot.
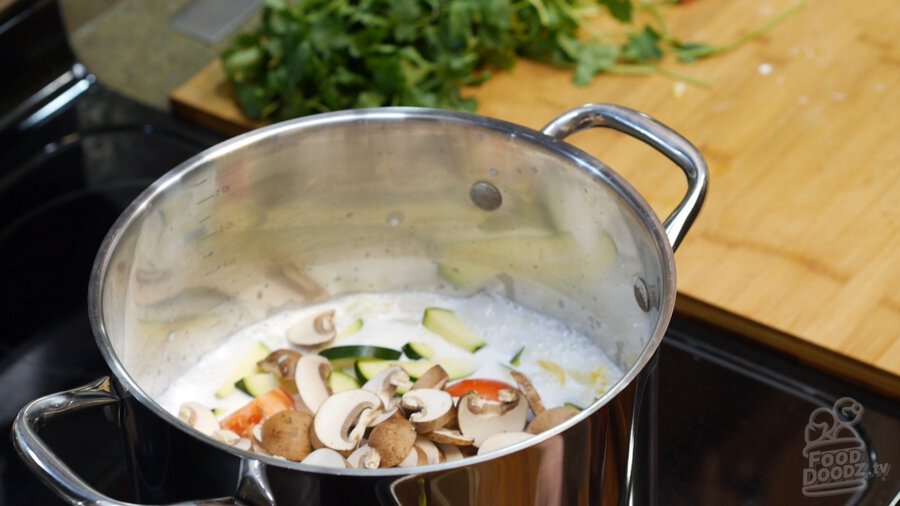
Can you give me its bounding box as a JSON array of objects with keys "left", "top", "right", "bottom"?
[
  {"left": 622, "top": 26, "right": 663, "bottom": 62},
  {"left": 220, "top": 0, "right": 801, "bottom": 122},
  {"left": 597, "top": 0, "right": 634, "bottom": 23}
]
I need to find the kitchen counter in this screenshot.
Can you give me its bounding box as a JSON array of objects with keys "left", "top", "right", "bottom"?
[{"left": 71, "top": 0, "right": 900, "bottom": 395}]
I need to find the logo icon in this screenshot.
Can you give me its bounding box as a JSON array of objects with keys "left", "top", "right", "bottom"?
[{"left": 802, "top": 397, "right": 891, "bottom": 497}]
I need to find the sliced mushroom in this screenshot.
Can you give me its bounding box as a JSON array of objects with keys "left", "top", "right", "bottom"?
[
  {"left": 457, "top": 391, "right": 528, "bottom": 447},
  {"left": 178, "top": 402, "right": 219, "bottom": 436},
  {"left": 526, "top": 406, "right": 580, "bottom": 434},
  {"left": 309, "top": 420, "right": 326, "bottom": 450},
  {"left": 423, "top": 428, "right": 474, "bottom": 446},
  {"left": 257, "top": 349, "right": 301, "bottom": 380},
  {"left": 294, "top": 354, "right": 333, "bottom": 414},
  {"left": 287, "top": 310, "right": 336, "bottom": 346},
  {"left": 436, "top": 443, "right": 464, "bottom": 462},
  {"left": 414, "top": 436, "right": 443, "bottom": 465},
  {"left": 313, "top": 389, "right": 383, "bottom": 452},
  {"left": 411, "top": 365, "right": 449, "bottom": 390},
  {"left": 260, "top": 410, "right": 314, "bottom": 461},
  {"left": 301, "top": 448, "right": 349, "bottom": 468},
  {"left": 362, "top": 365, "right": 411, "bottom": 409},
  {"left": 347, "top": 445, "right": 382, "bottom": 470},
  {"left": 509, "top": 370, "right": 545, "bottom": 415},
  {"left": 369, "top": 398, "right": 400, "bottom": 426},
  {"left": 397, "top": 446, "right": 426, "bottom": 468},
  {"left": 476, "top": 431, "right": 533, "bottom": 455},
  {"left": 401, "top": 389, "right": 454, "bottom": 433},
  {"left": 211, "top": 429, "right": 252, "bottom": 451},
  {"left": 367, "top": 414, "right": 417, "bottom": 467},
  {"left": 249, "top": 425, "right": 270, "bottom": 455}
]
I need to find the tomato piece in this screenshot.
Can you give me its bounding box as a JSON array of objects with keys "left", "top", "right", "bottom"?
[
  {"left": 220, "top": 388, "right": 294, "bottom": 437},
  {"left": 444, "top": 379, "right": 516, "bottom": 401}
]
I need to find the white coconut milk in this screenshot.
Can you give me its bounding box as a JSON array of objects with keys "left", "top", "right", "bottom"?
[{"left": 158, "top": 291, "right": 623, "bottom": 417}]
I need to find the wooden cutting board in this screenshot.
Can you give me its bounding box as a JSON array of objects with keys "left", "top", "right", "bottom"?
[{"left": 171, "top": 0, "right": 900, "bottom": 396}]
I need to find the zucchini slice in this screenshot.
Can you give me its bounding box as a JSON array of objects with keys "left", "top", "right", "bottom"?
[
  {"left": 437, "top": 357, "right": 477, "bottom": 381},
  {"left": 234, "top": 372, "right": 280, "bottom": 397},
  {"left": 336, "top": 318, "right": 364, "bottom": 339},
  {"left": 320, "top": 345, "right": 401, "bottom": 370},
  {"left": 328, "top": 370, "right": 360, "bottom": 393},
  {"left": 215, "top": 342, "right": 271, "bottom": 399},
  {"left": 354, "top": 359, "right": 397, "bottom": 383},
  {"left": 402, "top": 341, "right": 435, "bottom": 360},
  {"left": 422, "top": 307, "right": 485, "bottom": 352},
  {"left": 355, "top": 357, "right": 476, "bottom": 383},
  {"left": 509, "top": 346, "right": 525, "bottom": 367}
]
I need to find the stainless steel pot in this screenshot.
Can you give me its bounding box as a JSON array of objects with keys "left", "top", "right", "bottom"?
[{"left": 13, "top": 104, "right": 707, "bottom": 505}]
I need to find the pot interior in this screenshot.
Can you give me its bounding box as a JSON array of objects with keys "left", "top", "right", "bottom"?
[{"left": 93, "top": 109, "right": 673, "bottom": 411}]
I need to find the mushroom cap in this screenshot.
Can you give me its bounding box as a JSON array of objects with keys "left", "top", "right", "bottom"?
[
  {"left": 178, "top": 402, "right": 220, "bottom": 436},
  {"left": 257, "top": 349, "right": 302, "bottom": 380},
  {"left": 476, "top": 431, "right": 533, "bottom": 455},
  {"left": 508, "top": 370, "right": 545, "bottom": 415},
  {"left": 457, "top": 391, "right": 528, "bottom": 447},
  {"left": 301, "top": 448, "right": 349, "bottom": 468},
  {"left": 362, "top": 365, "right": 411, "bottom": 409},
  {"left": 526, "top": 406, "right": 580, "bottom": 434},
  {"left": 287, "top": 310, "right": 337, "bottom": 346},
  {"left": 411, "top": 365, "right": 449, "bottom": 390},
  {"left": 400, "top": 389, "right": 454, "bottom": 433},
  {"left": 260, "top": 410, "right": 314, "bottom": 461},
  {"left": 294, "top": 354, "right": 333, "bottom": 414},
  {"left": 367, "top": 415, "right": 417, "bottom": 468},
  {"left": 313, "top": 389, "right": 383, "bottom": 452}
]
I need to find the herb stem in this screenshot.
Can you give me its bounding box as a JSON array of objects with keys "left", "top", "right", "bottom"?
[
  {"left": 609, "top": 63, "right": 711, "bottom": 88},
  {"left": 676, "top": 1, "right": 806, "bottom": 60}
]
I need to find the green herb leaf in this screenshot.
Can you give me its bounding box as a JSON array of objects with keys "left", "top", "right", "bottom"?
[
  {"left": 573, "top": 42, "right": 619, "bottom": 85},
  {"left": 220, "top": 0, "right": 789, "bottom": 121},
  {"left": 622, "top": 26, "right": 662, "bottom": 62},
  {"left": 597, "top": 0, "right": 634, "bottom": 23}
]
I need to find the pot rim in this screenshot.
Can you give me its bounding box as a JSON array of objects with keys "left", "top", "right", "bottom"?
[{"left": 88, "top": 106, "right": 676, "bottom": 475}]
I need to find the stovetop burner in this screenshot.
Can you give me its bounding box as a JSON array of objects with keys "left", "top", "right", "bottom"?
[{"left": 1, "top": 1, "right": 897, "bottom": 505}]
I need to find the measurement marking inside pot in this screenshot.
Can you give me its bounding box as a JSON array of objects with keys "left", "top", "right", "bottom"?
[
  {"left": 199, "top": 215, "right": 211, "bottom": 223},
  {"left": 203, "top": 251, "right": 214, "bottom": 259},
  {"left": 205, "top": 265, "right": 220, "bottom": 276},
  {"left": 191, "top": 178, "right": 208, "bottom": 187},
  {"left": 197, "top": 194, "right": 216, "bottom": 204}
]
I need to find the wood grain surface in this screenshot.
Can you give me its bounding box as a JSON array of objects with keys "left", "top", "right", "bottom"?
[{"left": 170, "top": 0, "right": 900, "bottom": 395}]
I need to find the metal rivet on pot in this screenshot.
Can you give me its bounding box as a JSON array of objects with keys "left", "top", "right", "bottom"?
[
  {"left": 470, "top": 181, "right": 502, "bottom": 211},
  {"left": 634, "top": 277, "right": 651, "bottom": 312}
]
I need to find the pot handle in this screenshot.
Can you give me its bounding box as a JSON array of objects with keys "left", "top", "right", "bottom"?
[
  {"left": 542, "top": 104, "right": 708, "bottom": 251},
  {"left": 12, "top": 377, "right": 240, "bottom": 506}
]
